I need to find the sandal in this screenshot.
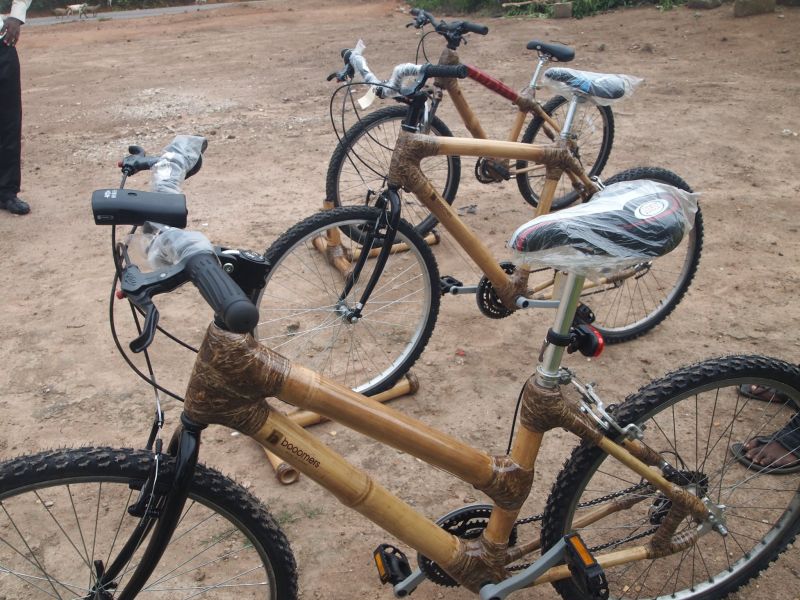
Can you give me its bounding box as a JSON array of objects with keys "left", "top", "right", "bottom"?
[
  {"left": 739, "top": 384, "right": 790, "bottom": 403},
  {"left": 730, "top": 418, "right": 800, "bottom": 475}
]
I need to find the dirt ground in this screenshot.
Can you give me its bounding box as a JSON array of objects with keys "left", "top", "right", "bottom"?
[{"left": 1, "top": 0, "right": 799, "bottom": 598}]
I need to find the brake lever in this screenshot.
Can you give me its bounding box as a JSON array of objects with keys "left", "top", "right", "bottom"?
[
  {"left": 128, "top": 294, "right": 160, "bottom": 353},
  {"left": 119, "top": 262, "right": 189, "bottom": 352}
]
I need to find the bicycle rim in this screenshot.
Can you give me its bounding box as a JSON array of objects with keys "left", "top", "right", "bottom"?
[
  {"left": 257, "top": 209, "right": 438, "bottom": 395},
  {"left": 0, "top": 448, "right": 291, "bottom": 599},
  {"left": 543, "top": 356, "right": 800, "bottom": 600}
]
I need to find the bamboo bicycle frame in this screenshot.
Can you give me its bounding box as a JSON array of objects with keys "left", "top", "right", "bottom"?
[
  {"left": 182, "top": 271, "right": 712, "bottom": 594},
  {"left": 386, "top": 127, "right": 597, "bottom": 310},
  {"left": 434, "top": 46, "right": 560, "bottom": 138},
  {"left": 430, "top": 46, "right": 582, "bottom": 179}
]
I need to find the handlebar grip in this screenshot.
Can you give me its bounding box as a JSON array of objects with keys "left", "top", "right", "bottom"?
[
  {"left": 462, "top": 21, "right": 489, "bottom": 35},
  {"left": 186, "top": 252, "right": 259, "bottom": 334},
  {"left": 425, "top": 64, "right": 469, "bottom": 79}
]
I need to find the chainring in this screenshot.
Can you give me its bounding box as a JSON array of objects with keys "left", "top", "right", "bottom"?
[
  {"left": 476, "top": 262, "right": 516, "bottom": 319},
  {"left": 474, "top": 157, "right": 509, "bottom": 184},
  {"left": 417, "top": 504, "right": 518, "bottom": 587}
]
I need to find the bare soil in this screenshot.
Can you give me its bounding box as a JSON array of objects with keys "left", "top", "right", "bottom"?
[{"left": 1, "top": 1, "right": 799, "bottom": 598}]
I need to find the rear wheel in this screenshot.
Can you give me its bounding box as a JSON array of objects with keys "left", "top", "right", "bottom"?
[
  {"left": 0, "top": 447, "right": 298, "bottom": 599},
  {"left": 543, "top": 355, "right": 800, "bottom": 600},
  {"left": 516, "top": 96, "right": 614, "bottom": 211},
  {"left": 326, "top": 104, "right": 461, "bottom": 239},
  {"left": 257, "top": 206, "right": 439, "bottom": 396},
  {"left": 580, "top": 166, "right": 703, "bottom": 344}
]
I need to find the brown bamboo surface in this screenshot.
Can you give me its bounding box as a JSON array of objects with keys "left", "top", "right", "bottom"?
[
  {"left": 263, "top": 374, "right": 419, "bottom": 484},
  {"left": 277, "top": 362, "right": 497, "bottom": 488},
  {"left": 253, "top": 409, "right": 462, "bottom": 570},
  {"left": 435, "top": 136, "right": 548, "bottom": 162}
]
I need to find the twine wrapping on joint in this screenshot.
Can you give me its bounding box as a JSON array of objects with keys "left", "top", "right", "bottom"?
[{"left": 184, "top": 324, "right": 288, "bottom": 436}]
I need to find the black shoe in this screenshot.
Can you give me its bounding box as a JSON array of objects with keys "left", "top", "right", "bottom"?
[{"left": 0, "top": 196, "right": 30, "bottom": 215}]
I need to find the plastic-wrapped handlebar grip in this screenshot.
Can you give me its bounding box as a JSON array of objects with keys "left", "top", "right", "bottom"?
[
  {"left": 186, "top": 252, "right": 259, "bottom": 334},
  {"left": 425, "top": 64, "right": 469, "bottom": 79},
  {"left": 462, "top": 21, "right": 488, "bottom": 35}
]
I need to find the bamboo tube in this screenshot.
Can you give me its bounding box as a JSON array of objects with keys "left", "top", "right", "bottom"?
[
  {"left": 264, "top": 448, "right": 300, "bottom": 485},
  {"left": 448, "top": 83, "right": 488, "bottom": 139},
  {"left": 533, "top": 545, "right": 650, "bottom": 585},
  {"left": 287, "top": 372, "right": 418, "bottom": 427},
  {"left": 508, "top": 110, "right": 528, "bottom": 143},
  {"left": 254, "top": 410, "right": 462, "bottom": 568},
  {"left": 436, "top": 137, "right": 547, "bottom": 163},
  {"left": 279, "top": 363, "right": 496, "bottom": 488},
  {"left": 264, "top": 373, "right": 419, "bottom": 484},
  {"left": 353, "top": 230, "right": 441, "bottom": 260},
  {"left": 534, "top": 175, "right": 561, "bottom": 217}
]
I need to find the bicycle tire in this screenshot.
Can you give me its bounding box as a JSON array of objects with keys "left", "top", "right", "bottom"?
[
  {"left": 257, "top": 206, "right": 440, "bottom": 396},
  {"left": 516, "top": 95, "right": 614, "bottom": 211},
  {"left": 325, "top": 104, "right": 461, "bottom": 239},
  {"left": 541, "top": 355, "right": 800, "bottom": 600},
  {"left": 0, "top": 446, "right": 298, "bottom": 599},
  {"left": 579, "top": 166, "right": 703, "bottom": 344}
]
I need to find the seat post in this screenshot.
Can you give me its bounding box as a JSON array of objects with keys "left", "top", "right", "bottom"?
[
  {"left": 527, "top": 55, "right": 549, "bottom": 92},
  {"left": 535, "top": 271, "right": 585, "bottom": 388},
  {"left": 559, "top": 95, "right": 584, "bottom": 140}
]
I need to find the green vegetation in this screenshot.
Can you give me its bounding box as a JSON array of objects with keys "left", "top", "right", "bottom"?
[{"left": 408, "top": 0, "right": 685, "bottom": 19}]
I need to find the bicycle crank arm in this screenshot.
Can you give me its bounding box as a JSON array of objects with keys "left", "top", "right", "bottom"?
[
  {"left": 515, "top": 296, "right": 560, "bottom": 309},
  {"left": 479, "top": 538, "right": 568, "bottom": 600},
  {"left": 448, "top": 285, "right": 479, "bottom": 295},
  {"left": 393, "top": 568, "right": 427, "bottom": 597}
]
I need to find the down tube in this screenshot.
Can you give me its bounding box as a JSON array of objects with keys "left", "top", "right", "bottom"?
[{"left": 251, "top": 410, "right": 462, "bottom": 570}]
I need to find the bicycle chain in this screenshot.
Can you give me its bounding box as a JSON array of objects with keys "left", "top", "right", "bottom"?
[{"left": 508, "top": 481, "right": 652, "bottom": 572}]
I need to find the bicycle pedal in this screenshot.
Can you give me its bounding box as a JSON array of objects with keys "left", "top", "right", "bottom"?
[
  {"left": 373, "top": 544, "right": 412, "bottom": 586},
  {"left": 439, "top": 275, "right": 463, "bottom": 295},
  {"left": 563, "top": 533, "right": 609, "bottom": 600}
]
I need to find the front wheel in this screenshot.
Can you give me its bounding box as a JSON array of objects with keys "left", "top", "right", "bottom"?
[
  {"left": 0, "top": 447, "right": 298, "bottom": 599},
  {"left": 516, "top": 96, "right": 614, "bottom": 211},
  {"left": 542, "top": 355, "right": 800, "bottom": 600},
  {"left": 579, "top": 166, "right": 703, "bottom": 343},
  {"left": 257, "top": 206, "right": 440, "bottom": 396}
]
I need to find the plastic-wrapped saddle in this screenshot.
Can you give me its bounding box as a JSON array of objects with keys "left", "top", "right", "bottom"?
[
  {"left": 508, "top": 180, "right": 698, "bottom": 278},
  {"left": 541, "top": 68, "right": 642, "bottom": 105}
]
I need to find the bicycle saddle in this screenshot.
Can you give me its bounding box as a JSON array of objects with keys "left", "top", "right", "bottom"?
[
  {"left": 543, "top": 67, "right": 632, "bottom": 101},
  {"left": 526, "top": 40, "right": 574, "bottom": 63},
  {"left": 508, "top": 180, "right": 698, "bottom": 275}
]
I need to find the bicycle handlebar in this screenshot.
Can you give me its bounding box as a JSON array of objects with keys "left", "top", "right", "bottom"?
[
  {"left": 408, "top": 7, "right": 488, "bottom": 47},
  {"left": 333, "top": 42, "right": 468, "bottom": 99},
  {"left": 185, "top": 251, "right": 259, "bottom": 334}
]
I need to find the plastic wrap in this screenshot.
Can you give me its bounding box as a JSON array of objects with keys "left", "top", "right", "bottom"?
[
  {"left": 126, "top": 222, "right": 213, "bottom": 270},
  {"left": 150, "top": 135, "right": 207, "bottom": 194},
  {"left": 508, "top": 181, "right": 698, "bottom": 278},
  {"left": 541, "top": 68, "right": 642, "bottom": 106},
  {"left": 349, "top": 40, "right": 421, "bottom": 103}
]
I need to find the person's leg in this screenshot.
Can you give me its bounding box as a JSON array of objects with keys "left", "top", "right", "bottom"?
[{"left": 0, "top": 44, "right": 28, "bottom": 214}]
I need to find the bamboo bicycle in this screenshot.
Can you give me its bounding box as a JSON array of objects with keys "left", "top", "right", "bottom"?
[
  {"left": 326, "top": 8, "right": 617, "bottom": 237},
  {"left": 0, "top": 139, "right": 796, "bottom": 599},
  {"left": 257, "top": 60, "right": 702, "bottom": 395}
]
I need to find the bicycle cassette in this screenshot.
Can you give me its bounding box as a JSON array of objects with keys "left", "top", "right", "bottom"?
[
  {"left": 476, "top": 262, "right": 516, "bottom": 319},
  {"left": 417, "top": 504, "right": 518, "bottom": 587}
]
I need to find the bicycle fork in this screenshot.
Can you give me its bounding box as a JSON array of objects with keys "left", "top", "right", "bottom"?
[
  {"left": 336, "top": 188, "right": 402, "bottom": 322},
  {"left": 93, "top": 415, "right": 205, "bottom": 599}
]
